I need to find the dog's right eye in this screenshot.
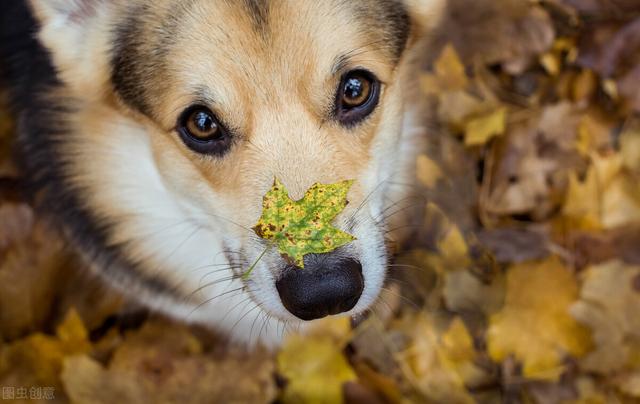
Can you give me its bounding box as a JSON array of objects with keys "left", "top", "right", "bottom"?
[{"left": 177, "top": 106, "right": 232, "bottom": 156}]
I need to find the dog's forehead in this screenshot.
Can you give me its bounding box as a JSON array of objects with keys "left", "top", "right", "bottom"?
[
  {"left": 181, "top": 0, "right": 410, "bottom": 55},
  {"left": 111, "top": 0, "right": 410, "bottom": 121}
]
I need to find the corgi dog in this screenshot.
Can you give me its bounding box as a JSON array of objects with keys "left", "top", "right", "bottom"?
[{"left": 0, "top": 0, "right": 443, "bottom": 346}]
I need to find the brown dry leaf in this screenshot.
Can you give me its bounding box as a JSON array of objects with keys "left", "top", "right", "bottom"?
[
  {"left": 0, "top": 213, "right": 68, "bottom": 339},
  {"left": 0, "top": 214, "right": 120, "bottom": 341},
  {"left": 560, "top": 0, "right": 640, "bottom": 16},
  {"left": 444, "top": 0, "right": 554, "bottom": 73},
  {"left": 477, "top": 228, "right": 550, "bottom": 264},
  {"left": 62, "top": 319, "right": 276, "bottom": 404},
  {"left": 277, "top": 317, "right": 356, "bottom": 404},
  {"left": 576, "top": 17, "right": 640, "bottom": 112},
  {"left": 483, "top": 103, "right": 585, "bottom": 219},
  {"left": 395, "top": 312, "right": 489, "bottom": 403},
  {"left": 487, "top": 257, "right": 592, "bottom": 380}
]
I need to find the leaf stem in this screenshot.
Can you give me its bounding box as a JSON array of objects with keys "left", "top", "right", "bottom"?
[{"left": 242, "top": 244, "right": 271, "bottom": 280}]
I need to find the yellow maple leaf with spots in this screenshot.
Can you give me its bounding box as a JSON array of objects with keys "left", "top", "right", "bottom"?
[{"left": 253, "top": 179, "right": 356, "bottom": 268}]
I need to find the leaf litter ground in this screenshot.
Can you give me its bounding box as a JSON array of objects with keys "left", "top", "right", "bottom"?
[{"left": 2, "top": 1, "right": 640, "bottom": 403}]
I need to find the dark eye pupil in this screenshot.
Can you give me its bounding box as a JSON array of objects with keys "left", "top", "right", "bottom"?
[
  {"left": 186, "top": 109, "right": 219, "bottom": 139},
  {"left": 344, "top": 78, "right": 364, "bottom": 100},
  {"left": 194, "top": 111, "right": 215, "bottom": 132}
]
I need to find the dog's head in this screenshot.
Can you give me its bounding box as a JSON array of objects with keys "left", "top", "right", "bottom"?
[{"left": 29, "top": 0, "right": 443, "bottom": 345}]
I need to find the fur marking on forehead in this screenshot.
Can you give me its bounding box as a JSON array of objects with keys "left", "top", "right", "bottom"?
[{"left": 109, "top": 0, "right": 411, "bottom": 117}]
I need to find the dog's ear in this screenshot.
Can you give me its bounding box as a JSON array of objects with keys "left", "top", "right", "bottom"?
[
  {"left": 404, "top": 0, "right": 446, "bottom": 37},
  {"left": 29, "top": 0, "right": 112, "bottom": 96}
]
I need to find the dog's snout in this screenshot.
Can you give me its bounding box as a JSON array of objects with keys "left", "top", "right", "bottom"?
[{"left": 276, "top": 256, "right": 364, "bottom": 321}]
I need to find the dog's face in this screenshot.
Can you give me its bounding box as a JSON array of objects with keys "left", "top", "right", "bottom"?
[{"left": 30, "top": 0, "right": 442, "bottom": 345}]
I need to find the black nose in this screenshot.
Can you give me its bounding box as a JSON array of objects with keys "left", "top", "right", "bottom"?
[{"left": 276, "top": 256, "right": 364, "bottom": 321}]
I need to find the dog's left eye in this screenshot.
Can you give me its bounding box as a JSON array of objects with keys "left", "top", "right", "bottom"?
[{"left": 335, "top": 70, "right": 380, "bottom": 126}]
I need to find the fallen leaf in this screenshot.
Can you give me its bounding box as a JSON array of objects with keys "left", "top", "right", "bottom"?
[
  {"left": 464, "top": 108, "right": 507, "bottom": 146},
  {"left": 278, "top": 318, "right": 357, "bottom": 404},
  {"left": 421, "top": 44, "right": 468, "bottom": 94},
  {"left": 570, "top": 260, "right": 640, "bottom": 374},
  {"left": 444, "top": 0, "right": 554, "bottom": 73},
  {"left": 477, "top": 228, "right": 550, "bottom": 264},
  {"left": 253, "top": 179, "right": 356, "bottom": 268},
  {"left": 487, "top": 257, "right": 592, "bottom": 380},
  {"left": 620, "top": 126, "right": 640, "bottom": 174},
  {"left": 0, "top": 309, "right": 91, "bottom": 394},
  {"left": 443, "top": 269, "right": 505, "bottom": 315},
  {"left": 62, "top": 319, "right": 276, "bottom": 404},
  {"left": 416, "top": 154, "right": 443, "bottom": 188},
  {"left": 395, "top": 312, "right": 487, "bottom": 403}
]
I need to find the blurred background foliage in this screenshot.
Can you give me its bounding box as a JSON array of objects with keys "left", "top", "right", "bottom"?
[{"left": 1, "top": 0, "right": 640, "bottom": 403}]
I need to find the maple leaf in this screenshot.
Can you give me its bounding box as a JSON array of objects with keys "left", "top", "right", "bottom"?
[{"left": 252, "top": 178, "right": 356, "bottom": 268}]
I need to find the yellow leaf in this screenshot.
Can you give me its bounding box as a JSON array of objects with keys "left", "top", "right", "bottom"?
[
  {"left": 540, "top": 52, "right": 561, "bottom": 76},
  {"left": 572, "top": 69, "right": 597, "bottom": 102},
  {"left": 464, "top": 108, "right": 507, "bottom": 146},
  {"left": 416, "top": 154, "right": 443, "bottom": 188},
  {"left": 435, "top": 45, "right": 467, "bottom": 90},
  {"left": 252, "top": 179, "right": 356, "bottom": 269},
  {"left": 440, "top": 318, "right": 487, "bottom": 386},
  {"left": 0, "top": 309, "right": 90, "bottom": 390},
  {"left": 278, "top": 318, "right": 357, "bottom": 404},
  {"left": 437, "top": 224, "right": 470, "bottom": 268},
  {"left": 602, "top": 79, "right": 618, "bottom": 100},
  {"left": 487, "top": 257, "right": 592, "bottom": 380},
  {"left": 421, "top": 44, "right": 468, "bottom": 94},
  {"left": 575, "top": 114, "right": 613, "bottom": 157},
  {"left": 395, "top": 313, "right": 476, "bottom": 403},
  {"left": 563, "top": 169, "right": 601, "bottom": 230},
  {"left": 563, "top": 153, "right": 640, "bottom": 229},
  {"left": 441, "top": 318, "right": 475, "bottom": 362},
  {"left": 56, "top": 309, "right": 91, "bottom": 352}
]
